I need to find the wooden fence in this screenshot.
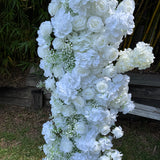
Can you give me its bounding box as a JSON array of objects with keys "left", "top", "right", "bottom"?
[{"left": 0, "top": 71, "right": 160, "bottom": 120}]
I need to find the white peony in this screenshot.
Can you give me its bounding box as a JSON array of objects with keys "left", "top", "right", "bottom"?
[
  {"left": 87, "top": 16, "right": 104, "bottom": 33},
  {"left": 112, "top": 126, "right": 124, "bottom": 139}
]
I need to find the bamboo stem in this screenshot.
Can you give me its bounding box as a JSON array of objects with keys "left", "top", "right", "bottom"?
[{"left": 142, "top": 1, "right": 160, "bottom": 42}]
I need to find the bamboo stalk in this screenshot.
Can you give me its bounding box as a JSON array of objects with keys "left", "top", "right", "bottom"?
[
  {"left": 150, "top": 12, "right": 160, "bottom": 45},
  {"left": 142, "top": 1, "right": 160, "bottom": 42},
  {"left": 153, "top": 29, "right": 160, "bottom": 48}
]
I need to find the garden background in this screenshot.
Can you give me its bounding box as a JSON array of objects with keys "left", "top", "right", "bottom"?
[{"left": 0, "top": 0, "right": 160, "bottom": 159}]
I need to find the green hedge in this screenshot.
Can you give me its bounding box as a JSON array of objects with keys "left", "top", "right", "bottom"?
[{"left": 0, "top": 0, "right": 50, "bottom": 76}]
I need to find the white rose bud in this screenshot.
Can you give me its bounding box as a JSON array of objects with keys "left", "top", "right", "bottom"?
[
  {"left": 96, "top": 80, "right": 108, "bottom": 93},
  {"left": 87, "top": 16, "right": 104, "bottom": 32}
]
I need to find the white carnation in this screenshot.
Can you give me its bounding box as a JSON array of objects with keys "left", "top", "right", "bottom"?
[
  {"left": 87, "top": 16, "right": 104, "bottom": 33},
  {"left": 60, "top": 136, "right": 73, "bottom": 153},
  {"left": 112, "top": 126, "right": 123, "bottom": 139}
]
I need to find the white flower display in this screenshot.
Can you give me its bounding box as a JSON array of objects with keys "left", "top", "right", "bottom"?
[{"left": 37, "top": 0, "right": 154, "bottom": 159}]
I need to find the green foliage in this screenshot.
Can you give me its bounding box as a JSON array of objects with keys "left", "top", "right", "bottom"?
[{"left": 0, "top": 0, "right": 50, "bottom": 76}]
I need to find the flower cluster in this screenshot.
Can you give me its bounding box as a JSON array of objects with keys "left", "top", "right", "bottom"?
[{"left": 37, "top": 0, "right": 154, "bottom": 159}]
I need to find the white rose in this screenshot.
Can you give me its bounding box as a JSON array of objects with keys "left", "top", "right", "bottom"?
[
  {"left": 52, "top": 65, "right": 64, "bottom": 78},
  {"left": 96, "top": 80, "right": 108, "bottom": 93},
  {"left": 48, "top": 1, "right": 60, "bottom": 16},
  {"left": 82, "top": 88, "right": 95, "bottom": 100},
  {"left": 52, "top": 38, "right": 64, "bottom": 50},
  {"left": 37, "top": 45, "right": 50, "bottom": 58},
  {"left": 117, "top": 0, "right": 135, "bottom": 14},
  {"left": 100, "top": 124, "right": 110, "bottom": 135},
  {"left": 60, "top": 136, "right": 73, "bottom": 153},
  {"left": 73, "top": 96, "right": 85, "bottom": 108},
  {"left": 87, "top": 16, "right": 104, "bottom": 32},
  {"left": 112, "top": 126, "right": 124, "bottom": 139},
  {"left": 94, "top": 35, "right": 107, "bottom": 49},
  {"left": 103, "top": 47, "right": 118, "bottom": 62},
  {"left": 38, "top": 21, "right": 52, "bottom": 38},
  {"left": 102, "top": 64, "right": 116, "bottom": 78},
  {"left": 72, "top": 15, "right": 87, "bottom": 31}
]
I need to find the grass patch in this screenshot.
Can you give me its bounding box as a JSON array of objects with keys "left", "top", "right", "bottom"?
[
  {"left": 0, "top": 105, "right": 160, "bottom": 159},
  {"left": 0, "top": 105, "right": 50, "bottom": 160}
]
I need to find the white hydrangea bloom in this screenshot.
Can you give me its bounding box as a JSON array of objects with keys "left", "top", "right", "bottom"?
[{"left": 51, "top": 7, "right": 73, "bottom": 38}]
